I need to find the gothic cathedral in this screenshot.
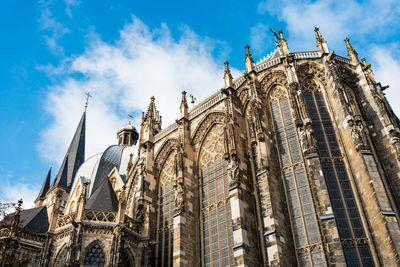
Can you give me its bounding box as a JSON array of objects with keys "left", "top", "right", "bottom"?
[{"left": 2, "top": 28, "right": 400, "bottom": 267}]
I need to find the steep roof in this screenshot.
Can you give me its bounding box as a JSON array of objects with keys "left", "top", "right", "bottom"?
[
  {"left": 53, "top": 111, "right": 86, "bottom": 191},
  {"left": 35, "top": 167, "right": 51, "bottom": 202},
  {"left": 4, "top": 206, "right": 49, "bottom": 233},
  {"left": 85, "top": 177, "right": 119, "bottom": 212}
]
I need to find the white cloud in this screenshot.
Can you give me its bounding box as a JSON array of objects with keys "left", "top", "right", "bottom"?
[
  {"left": 0, "top": 182, "right": 40, "bottom": 209},
  {"left": 39, "top": 5, "right": 71, "bottom": 55},
  {"left": 250, "top": 22, "right": 272, "bottom": 56},
  {"left": 371, "top": 45, "right": 400, "bottom": 117},
  {"left": 39, "top": 16, "right": 239, "bottom": 165},
  {"left": 256, "top": 0, "right": 400, "bottom": 52}
]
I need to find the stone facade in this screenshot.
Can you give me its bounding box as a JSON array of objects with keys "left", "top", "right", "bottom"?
[{"left": 2, "top": 28, "right": 400, "bottom": 267}]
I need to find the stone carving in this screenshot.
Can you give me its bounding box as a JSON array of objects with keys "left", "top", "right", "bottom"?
[
  {"left": 191, "top": 112, "right": 225, "bottom": 146},
  {"left": 174, "top": 181, "right": 184, "bottom": 213},
  {"left": 390, "top": 130, "right": 400, "bottom": 160},
  {"left": 135, "top": 158, "right": 146, "bottom": 194},
  {"left": 227, "top": 156, "right": 240, "bottom": 188},
  {"left": 300, "top": 122, "right": 317, "bottom": 155},
  {"left": 348, "top": 119, "right": 369, "bottom": 151},
  {"left": 260, "top": 70, "right": 288, "bottom": 94}
]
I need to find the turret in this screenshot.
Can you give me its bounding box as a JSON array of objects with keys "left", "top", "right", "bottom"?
[
  {"left": 314, "top": 27, "right": 329, "bottom": 54},
  {"left": 345, "top": 37, "right": 359, "bottom": 66},
  {"left": 117, "top": 121, "right": 139, "bottom": 146},
  {"left": 244, "top": 45, "right": 254, "bottom": 72},
  {"left": 224, "top": 61, "right": 233, "bottom": 89}
]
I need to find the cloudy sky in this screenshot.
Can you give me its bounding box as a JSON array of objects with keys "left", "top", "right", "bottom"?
[{"left": 1, "top": 0, "right": 400, "bottom": 208}]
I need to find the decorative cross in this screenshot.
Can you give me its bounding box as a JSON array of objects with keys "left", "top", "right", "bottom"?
[{"left": 84, "top": 92, "right": 92, "bottom": 111}]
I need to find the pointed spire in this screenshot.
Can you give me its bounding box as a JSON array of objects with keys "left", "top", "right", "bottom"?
[
  {"left": 35, "top": 167, "right": 52, "bottom": 204},
  {"left": 180, "top": 91, "right": 188, "bottom": 119},
  {"left": 224, "top": 61, "right": 233, "bottom": 89},
  {"left": 345, "top": 37, "right": 359, "bottom": 66},
  {"left": 244, "top": 45, "right": 254, "bottom": 72},
  {"left": 144, "top": 96, "right": 162, "bottom": 131},
  {"left": 278, "top": 30, "right": 289, "bottom": 55},
  {"left": 53, "top": 112, "right": 86, "bottom": 191},
  {"left": 314, "top": 27, "right": 329, "bottom": 54}
]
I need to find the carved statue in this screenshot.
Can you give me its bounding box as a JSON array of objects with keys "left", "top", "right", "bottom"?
[
  {"left": 174, "top": 181, "right": 184, "bottom": 213},
  {"left": 227, "top": 156, "right": 240, "bottom": 187},
  {"left": 134, "top": 204, "right": 145, "bottom": 223},
  {"left": 136, "top": 158, "right": 146, "bottom": 193},
  {"left": 300, "top": 123, "right": 317, "bottom": 155},
  {"left": 348, "top": 119, "right": 368, "bottom": 151}
]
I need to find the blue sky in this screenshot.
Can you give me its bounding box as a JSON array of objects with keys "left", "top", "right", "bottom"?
[{"left": 1, "top": 0, "right": 400, "bottom": 207}]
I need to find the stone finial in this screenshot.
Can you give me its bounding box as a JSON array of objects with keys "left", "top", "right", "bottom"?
[
  {"left": 314, "top": 27, "right": 329, "bottom": 54},
  {"left": 224, "top": 61, "right": 233, "bottom": 89},
  {"left": 361, "top": 57, "right": 377, "bottom": 84},
  {"left": 244, "top": 45, "right": 254, "bottom": 72},
  {"left": 344, "top": 37, "right": 359, "bottom": 66},
  {"left": 180, "top": 90, "right": 188, "bottom": 119},
  {"left": 278, "top": 30, "right": 289, "bottom": 55}
]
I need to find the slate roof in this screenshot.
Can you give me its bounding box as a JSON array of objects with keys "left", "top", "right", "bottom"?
[
  {"left": 4, "top": 206, "right": 49, "bottom": 233},
  {"left": 53, "top": 111, "right": 86, "bottom": 191},
  {"left": 85, "top": 176, "right": 119, "bottom": 212}
]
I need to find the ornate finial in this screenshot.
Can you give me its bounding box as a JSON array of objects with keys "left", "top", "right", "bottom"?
[
  {"left": 314, "top": 27, "right": 329, "bottom": 54},
  {"left": 224, "top": 61, "right": 233, "bottom": 89},
  {"left": 84, "top": 92, "right": 92, "bottom": 111},
  {"left": 180, "top": 90, "right": 188, "bottom": 118},
  {"left": 244, "top": 45, "right": 254, "bottom": 72},
  {"left": 345, "top": 37, "right": 359, "bottom": 65},
  {"left": 270, "top": 29, "right": 289, "bottom": 55}
]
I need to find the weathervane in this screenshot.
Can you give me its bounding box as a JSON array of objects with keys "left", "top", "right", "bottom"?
[
  {"left": 128, "top": 114, "right": 134, "bottom": 123},
  {"left": 189, "top": 94, "right": 196, "bottom": 104},
  {"left": 84, "top": 92, "right": 92, "bottom": 111}
]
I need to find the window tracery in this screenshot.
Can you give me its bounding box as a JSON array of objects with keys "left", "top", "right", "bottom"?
[
  {"left": 157, "top": 150, "right": 176, "bottom": 267},
  {"left": 55, "top": 246, "right": 68, "bottom": 267},
  {"left": 84, "top": 243, "right": 105, "bottom": 267},
  {"left": 199, "top": 124, "right": 234, "bottom": 267},
  {"left": 268, "top": 86, "right": 326, "bottom": 266},
  {"left": 302, "top": 78, "right": 374, "bottom": 266}
]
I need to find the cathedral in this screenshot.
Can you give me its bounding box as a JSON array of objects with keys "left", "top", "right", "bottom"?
[{"left": 2, "top": 28, "right": 400, "bottom": 267}]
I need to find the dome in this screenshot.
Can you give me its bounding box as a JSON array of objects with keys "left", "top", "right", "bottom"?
[
  {"left": 70, "top": 144, "right": 137, "bottom": 198},
  {"left": 118, "top": 121, "right": 137, "bottom": 133}
]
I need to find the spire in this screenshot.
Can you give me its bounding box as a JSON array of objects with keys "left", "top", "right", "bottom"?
[
  {"left": 180, "top": 91, "right": 188, "bottom": 119},
  {"left": 244, "top": 45, "right": 254, "bottom": 72},
  {"left": 314, "top": 27, "right": 329, "bottom": 54},
  {"left": 278, "top": 30, "right": 289, "bottom": 55},
  {"left": 35, "top": 167, "right": 52, "bottom": 205},
  {"left": 224, "top": 61, "right": 233, "bottom": 89},
  {"left": 345, "top": 37, "right": 359, "bottom": 66},
  {"left": 144, "top": 96, "right": 162, "bottom": 131},
  {"left": 53, "top": 111, "right": 86, "bottom": 191}
]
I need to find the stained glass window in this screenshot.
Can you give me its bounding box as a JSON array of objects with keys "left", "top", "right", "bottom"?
[
  {"left": 157, "top": 151, "right": 176, "bottom": 267},
  {"left": 268, "top": 86, "right": 326, "bottom": 266},
  {"left": 200, "top": 124, "right": 234, "bottom": 267},
  {"left": 302, "top": 79, "right": 374, "bottom": 266},
  {"left": 84, "top": 243, "right": 105, "bottom": 267}
]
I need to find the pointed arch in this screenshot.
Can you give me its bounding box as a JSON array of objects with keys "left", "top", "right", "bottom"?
[
  {"left": 154, "top": 138, "right": 179, "bottom": 170},
  {"left": 191, "top": 111, "right": 226, "bottom": 147},
  {"left": 55, "top": 244, "right": 69, "bottom": 267},
  {"left": 259, "top": 70, "right": 288, "bottom": 96},
  {"left": 83, "top": 240, "right": 107, "bottom": 267},
  {"left": 199, "top": 123, "right": 234, "bottom": 266}
]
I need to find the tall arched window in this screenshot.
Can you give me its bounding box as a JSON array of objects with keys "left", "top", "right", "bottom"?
[
  {"left": 302, "top": 79, "right": 374, "bottom": 266},
  {"left": 84, "top": 243, "right": 105, "bottom": 267},
  {"left": 199, "top": 124, "right": 234, "bottom": 267},
  {"left": 268, "top": 86, "right": 326, "bottom": 266},
  {"left": 55, "top": 246, "right": 68, "bottom": 267},
  {"left": 157, "top": 151, "right": 176, "bottom": 267}
]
